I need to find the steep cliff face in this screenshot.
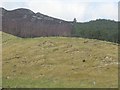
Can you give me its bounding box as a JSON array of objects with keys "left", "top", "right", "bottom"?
[{"left": 2, "top": 8, "right": 73, "bottom": 37}]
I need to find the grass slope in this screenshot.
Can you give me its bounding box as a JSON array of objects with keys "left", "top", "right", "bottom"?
[{"left": 2, "top": 32, "right": 118, "bottom": 88}]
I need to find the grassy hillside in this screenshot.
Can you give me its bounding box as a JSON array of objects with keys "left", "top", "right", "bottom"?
[{"left": 2, "top": 32, "right": 118, "bottom": 88}]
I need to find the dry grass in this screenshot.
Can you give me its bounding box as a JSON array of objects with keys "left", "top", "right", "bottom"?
[{"left": 2, "top": 32, "right": 118, "bottom": 88}]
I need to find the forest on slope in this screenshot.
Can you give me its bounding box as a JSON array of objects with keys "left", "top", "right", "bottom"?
[
  {"left": 72, "top": 19, "right": 118, "bottom": 43},
  {"left": 1, "top": 8, "right": 119, "bottom": 43}
]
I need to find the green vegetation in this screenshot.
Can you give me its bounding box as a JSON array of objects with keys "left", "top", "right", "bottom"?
[
  {"left": 72, "top": 19, "right": 118, "bottom": 43},
  {"left": 2, "top": 32, "right": 118, "bottom": 88}
]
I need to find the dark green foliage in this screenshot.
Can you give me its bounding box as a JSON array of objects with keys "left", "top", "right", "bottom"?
[{"left": 71, "top": 19, "right": 118, "bottom": 43}]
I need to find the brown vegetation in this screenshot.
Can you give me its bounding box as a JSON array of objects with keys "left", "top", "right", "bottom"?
[{"left": 2, "top": 8, "right": 73, "bottom": 37}]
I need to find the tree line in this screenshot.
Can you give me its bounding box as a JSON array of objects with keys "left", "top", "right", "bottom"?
[{"left": 71, "top": 19, "right": 118, "bottom": 43}]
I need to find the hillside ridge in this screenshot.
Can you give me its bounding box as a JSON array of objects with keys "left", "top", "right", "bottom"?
[
  {"left": 1, "top": 8, "right": 118, "bottom": 43},
  {"left": 2, "top": 7, "right": 73, "bottom": 37}
]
